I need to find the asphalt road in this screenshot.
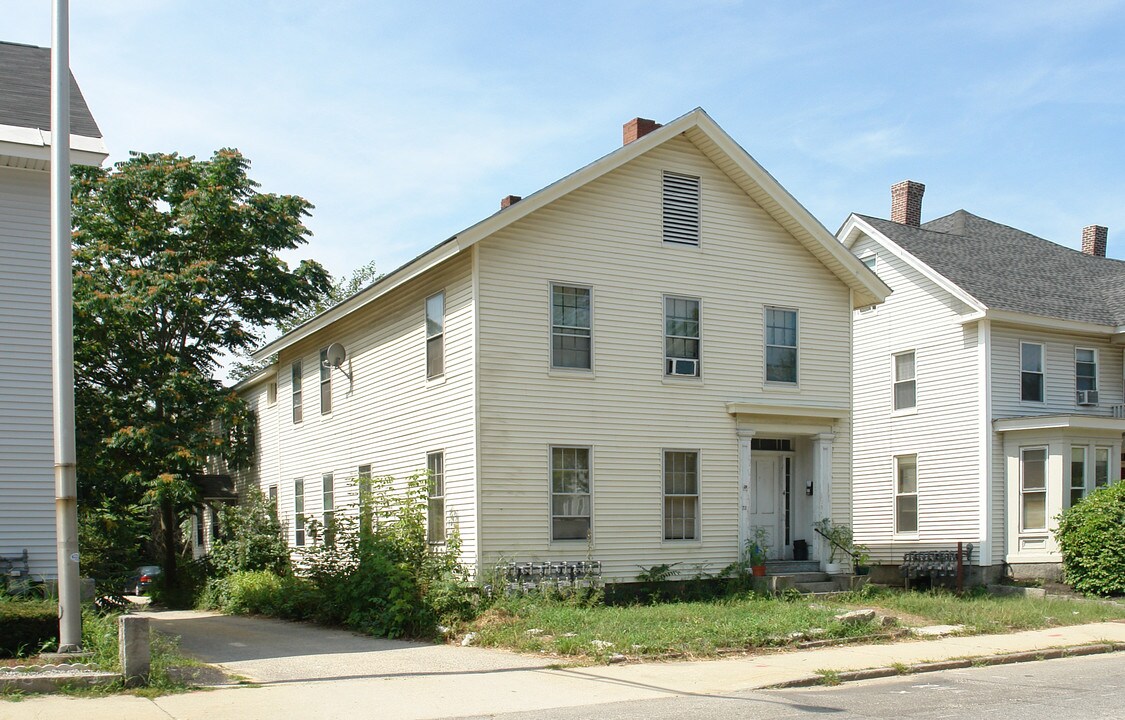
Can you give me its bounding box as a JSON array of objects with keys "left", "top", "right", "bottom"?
[{"left": 448, "top": 652, "right": 1125, "bottom": 720}]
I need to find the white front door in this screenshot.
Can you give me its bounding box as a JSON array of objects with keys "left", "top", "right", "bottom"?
[{"left": 750, "top": 454, "right": 791, "bottom": 560}]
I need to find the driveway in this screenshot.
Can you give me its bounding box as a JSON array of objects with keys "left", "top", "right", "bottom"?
[{"left": 140, "top": 609, "right": 550, "bottom": 684}]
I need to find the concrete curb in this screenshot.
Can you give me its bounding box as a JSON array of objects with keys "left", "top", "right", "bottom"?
[{"left": 767, "top": 642, "right": 1125, "bottom": 689}]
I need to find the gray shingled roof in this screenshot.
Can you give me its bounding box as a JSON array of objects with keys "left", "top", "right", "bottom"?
[
  {"left": 0, "top": 41, "right": 101, "bottom": 138},
  {"left": 860, "top": 210, "right": 1125, "bottom": 326}
]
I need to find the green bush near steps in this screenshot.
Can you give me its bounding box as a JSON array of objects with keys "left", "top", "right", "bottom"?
[
  {"left": 1055, "top": 482, "right": 1125, "bottom": 596},
  {"left": 0, "top": 598, "right": 57, "bottom": 657}
]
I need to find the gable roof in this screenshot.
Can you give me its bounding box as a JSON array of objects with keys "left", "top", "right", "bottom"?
[
  {"left": 848, "top": 210, "right": 1125, "bottom": 328},
  {"left": 253, "top": 108, "right": 890, "bottom": 360},
  {"left": 0, "top": 41, "right": 101, "bottom": 138},
  {"left": 0, "top": 41, "right": 107, "bottom": 168}
]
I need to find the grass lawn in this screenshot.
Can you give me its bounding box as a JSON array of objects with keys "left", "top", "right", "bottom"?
[{"left": 464, "top": 587, "right": 1125, "bottom": 663}]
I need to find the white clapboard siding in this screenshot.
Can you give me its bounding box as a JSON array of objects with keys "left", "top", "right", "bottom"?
[
  {"left": 851, "top": 234, "right": 983, "bottom": 564},
  {"left": 0, "top": 167, "right": 56, "bottom": 578},
  {"left": 476, "top": 136, "right": 854, "bottom": 581},
  {"left": 239, "top": 253, "right": 479, "bottom": 567}
]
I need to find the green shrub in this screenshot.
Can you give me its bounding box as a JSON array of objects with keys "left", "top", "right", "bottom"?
[
  {"left": 0, "top": 597, "right": 57, "bottom": 657},
  {"left": 209, "top": 490, "right": 290, "bottom": 577},
  {"left": 1056, "top": 482, "right": 1125, "bottom": 596},
  {"left": 199, "top": 571, "right": 318, "bottom": 619}
]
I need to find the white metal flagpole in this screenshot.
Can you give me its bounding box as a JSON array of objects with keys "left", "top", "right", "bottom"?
[{"left": 51, "top": 0, "right": 82, "bottom": 652}]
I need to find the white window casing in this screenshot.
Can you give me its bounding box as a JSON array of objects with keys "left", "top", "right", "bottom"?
[
  {"left": 894, "top": 454, "right": 918, "bottom": 535},
  {"left": 426, "top": 291, "right": 445, "bottom": 379},
  {"left": 1020, "top": 342, "right": 1044, "bottom": 403},
  {"left": 294, "top": 478, "right": 306, "bottom": 546},
  {"left": 663, "top": 450, "right": 700, "bottom": 541},
  {"left": 893, "top": 350, "right": 916, "bottom": 412},
  {"left": 550, "top": 446, "right": 591, "bottom": 542},
  {"left": 319, "top": 347, "right": 332, "bottom": 415},
  {"left": 291, "top": 361, "right": 303, "bottom": 423},
  {"left": 1020, "top": 447, "right": 1047, "bottom": 532},
  {"left": 664, "top": 296, "right": 701, "bottom": 377},
  {"left": 765, "top": 307, "right": 798, "bottom": 384},
  {"left": 427, "top": 451, "right": 446, "bottom": 544},
  {"left": 551, "top": 284, "right": 592, "bottom": 370}
]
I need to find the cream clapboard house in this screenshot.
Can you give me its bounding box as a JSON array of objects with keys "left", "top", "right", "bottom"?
[
  {"left": 229, "top": 109, "right": 889, "bottom": 581},
  {"left": 0, "top": 41, "right": 107, "bottom": 581},
  {"left": 840, "top": 181, "right": 1125, "bottom": 582}
]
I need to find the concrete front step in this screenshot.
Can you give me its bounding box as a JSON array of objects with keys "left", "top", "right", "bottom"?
[
  {"left": 792, "top": 581, "right": 839, "bottom": 594},
  {"left": 765, "top": 561, "right": 821, "bottom": 574}
]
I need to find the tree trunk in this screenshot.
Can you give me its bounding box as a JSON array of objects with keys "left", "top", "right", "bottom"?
[{"left": 160, "top": 495, "right": 178, "bottom": 590}]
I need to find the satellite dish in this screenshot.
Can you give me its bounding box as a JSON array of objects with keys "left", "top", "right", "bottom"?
[{"left": 324, "top": 342, "right": 347, "bottom": 369}]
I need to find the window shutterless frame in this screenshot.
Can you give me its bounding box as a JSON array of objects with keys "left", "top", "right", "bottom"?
[
  {"left": 294, "top": 478, "right": 306, "bottom": 546},
  {"left": 1075, "top": 347, "right": 1097, "bottom": 393},
  {"left": 549, "top": 282, "right": 593, "bottom": 371},
  {"left": 663, "top": 295, "right": 701, "bottom": 377},
  {"left": 894, "top": 454, "right": 918, "bottom": 535},
  {"left": 1020, "top": 342, "right": 1044, "bottom": 403},
  {"left": 1070, "top": 446, "right": 1087, "bottom": 508},
  {"left": 892, "top": 350, "right": 917, "bottom": 412},
  {"left": 427, "top": 451, "right": 446, "bottom": 544},
  {"left": 1019, "top": 446, "right": 1048, "bottom": 532},
  {"left": 425, "top": 291, "right": 445, "bottom": 379},
  {"left": 319, "top": 347, "right": 332, "bottom": 414},
  {"left": 764, "top": 306, "right": 798, "bottom": 384},
  {"left": 549, "top": 446, "right": 592, "bottom": 542},
  {"left": 291, "top": 361, "right": 303, "bottom": 423},
  {"left": 662, "top": 449, "right": 700, "bottom": 541}
]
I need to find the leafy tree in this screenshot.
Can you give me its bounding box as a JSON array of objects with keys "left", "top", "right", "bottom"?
[
  {"left": 208, "top": 490, "right": 290, "bottom": 577},
  {"left": 71, "top": 149, "right": 331, "bottom": 591}
]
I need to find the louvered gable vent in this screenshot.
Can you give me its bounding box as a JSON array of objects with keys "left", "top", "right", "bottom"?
[{"left": 662, "top": 171, "right": 701, "bottom": 246}]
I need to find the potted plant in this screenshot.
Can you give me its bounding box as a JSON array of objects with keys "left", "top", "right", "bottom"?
[
  {"left": 814, "top": 518, "right": 855, "bottom": 574},
  {"left": 747, "top": 526, "right": 770, "bottom": 576}
]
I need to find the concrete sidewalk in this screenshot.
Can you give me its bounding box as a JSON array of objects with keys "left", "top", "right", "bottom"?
[{"left": 4, "top": 619, "right": 1124, "bottom": 720}]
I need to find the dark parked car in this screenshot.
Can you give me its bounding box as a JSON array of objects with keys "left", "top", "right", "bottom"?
[{"left": 127, "top": 565, "right": 162, "bottom": 596}]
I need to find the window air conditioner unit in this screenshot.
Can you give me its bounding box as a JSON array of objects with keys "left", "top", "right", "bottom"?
[
  {"left": 1076, "top": 390, "right": 1099, "bottom": 406},
  {"left": 667, "top": 358, "right": 699, "bottom": 377}
]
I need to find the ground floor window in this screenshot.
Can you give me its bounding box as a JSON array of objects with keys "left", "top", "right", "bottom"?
[
  {"left": 1070, "top": 446, "right": 1087, "bottom": 507},
  {"left": 663, "top": 450, "right": 699, "bottom": 540},
  {"left": 551, "top": 446, "right": 591, "bottom": 541},
  {"left": 1020, "top": 447, "right": 1047, "bottom": 531},
  {"left": 427, "top": 452, "right": 445, "bottom": 544},
  {"left": 894, "top": 455, "right": 918, "bottom": 534},
  {"left": 294, "top": 478, "right": 306, "bottom": 546}
]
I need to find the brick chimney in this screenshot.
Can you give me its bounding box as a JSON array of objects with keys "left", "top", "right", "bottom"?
[
  {"left": 500, "top": 194, "right": 521, "bottom": 210},
  {"left": 890, "top": 180, "right": 925, "bottom": 227},
  {"left": 623, "top": 117, "right": 661, "bottom": 145},
  {"left": 1081, "top": 225, "right": 1107, "bottom": 257}
]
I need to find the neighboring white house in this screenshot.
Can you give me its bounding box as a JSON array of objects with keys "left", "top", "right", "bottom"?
[
  {"left": 223, "top": 109, "right": 889, "bottom": 582},
  {"left": 840, "top": 181, "right": 1125, "bottom": 582},
  {"left": 0, "top": 41, "right": 107, "bottom": 581}
]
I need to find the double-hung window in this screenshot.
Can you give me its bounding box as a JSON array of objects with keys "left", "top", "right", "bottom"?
[
  {"left": 267, "top": 485, "right": 278, "bottom": 523},
  {"left": 893, "top": 351, "right": 916, "bottom": 411},
  {"left": 551, "top": 284, "right": 592, "bottom": 370},
  {"left": 662, "top": 171, "right": 701, "bottom": 246},
  {"left": 1020, "top": 447, "right": 1047, "bottom": 531},
  {"left": 427, "top": 452, "right": 445, "bottom": 544},
  {"left": 894, "top": 455, "right": 918, "bottom": 534},
  {"left": 426, "top": 292, "right": 445, "bottom": 379},
  {"left": 664, "top": 296, "right": 701, "bottom": 377},
  {"left": 1095, "top": 447, "right": 1111, "bottom": 490},
  {"left": 322, "top": 473, "right": 335, "bottom": 546},
  {"left": 550, "top": 447, "right": 591, "bottom": 541},
  {"left": 1070, "top": 447, "right": 1087, "bottom": 508},
  {"left": 663, "top": 450, "right": 699, "bottom": 540},
  {"left": 294, "top": 479, "right": 306, "bottom": 546},
  {"left": 765, "top": 307, "right": 798, "bottom": 383},
  {"left": 319, "top": 348, "right": 332, "bottom": 414},
  {"left": 1076, "top": 348, "right": 1097, "bottom": 403},
  {"left": 1020, "top": 342, "right": 1044, "bottom": 402},
  {"left": 291, "top": 361, "right": 303, "bottom": 423}
]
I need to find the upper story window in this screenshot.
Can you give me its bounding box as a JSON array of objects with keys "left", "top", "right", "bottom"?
[
  {"left": 893, "top": 351, "right": 916, "bottom": 411},
  {"left": 664, "top": 296, "right": 701, "bottom": 377},
  {"left": 662, "top": 171, "right": 701, "bottom": 246},
  {"left": 427, "top": 452, "right": 446, "bottom": 544},
  {"left": 1075, "top": 348, "right": 1097, "bottom": 404},
  {"left": 860, "top": 254, "right": 877, "bottom": 271},
  {"left": 895, "top": 455, "right": 918, "bottom": 534},
  {"left": 550, "top": 446, "right": 591, "bottom": 542},
  {"left": 1020, "top": 342, "right": 1044, "bottom": 402},
  {"left": 291, "top": 361, "right": 303, "bottom": 423},
  {"left": 663, "top": 450, "right": 699, "bottom": 541},
  {"left": 319, "top": 347, "right": 332, "bottom": 414},
  {"left": 551, "top": 284, "right": 592, "bottom": 370},
  {"left": 765, "top": 307, "right": 798, "bottom": 384},
  {"left": 426, "top": 292, "right": 445, "bottom": 379},
  {"left": 267, "top": 382, "right": 277, "bottom": 405}
]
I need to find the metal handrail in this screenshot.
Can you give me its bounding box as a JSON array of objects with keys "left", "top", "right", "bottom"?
[{"left": 813, "top": 526, "right": 861, "bottom": 564}]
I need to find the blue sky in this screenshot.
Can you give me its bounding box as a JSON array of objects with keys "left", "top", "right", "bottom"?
[{"left": 8, "top": 1, "right": 1125, "bottom": 280}]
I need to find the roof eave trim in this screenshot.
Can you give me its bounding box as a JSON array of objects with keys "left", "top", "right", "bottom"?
[
  {"left": 839, "top": 214, "right": 987, "bottom": 313},
  {"left": 980, "top": 309, "right": 1120, "bottom": 336},
  {"left": 994, "top": 414, "right": 1125, "bottom": 433}
]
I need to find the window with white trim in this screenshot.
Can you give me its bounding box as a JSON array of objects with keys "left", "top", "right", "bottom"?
[
  {"left": 893, "top": 351, "right": 916, "bottom": 411},
  {"left": 294, "top": 479, "right": 306, "bottom": 546},
  {"left": 322, "top": 473, "right": 335, "bottom": 546},
  {"left": 319, "top": 348, "right": 332, "bottom": 414},
  {"left": 1020, "top": 447, "right": 1047, "bottom": 531},
  {"left": 860, "top": 254, "right": 877, "bottom": 271},
  {"left": 894, "top": 455, "right": 918, "bottom": 534},
  {"left": 663, "top": 450, "right": 699, "bottom": 540},
  {"left": 1076, "top": 348, "right": 1097, "bottom": 395},
  {"left": 426, "top": 292, "right": 445, "bottom": 379},
  {"left": 765, "top": 307, "right": 798, "bottom": 383},
  {"left": 1095, "top": 447, "right": 1111, "bottom": 490},
  {"left": 550, "top": 447, "right": 591, "bottom": 541},
  {"left": 268, "top": 485, "right": 278, "bottom": 523},
  {"left": 1070, "top": 446, "right": 1087, "bottom": 508},
  {"left": 664, "top": 296, "right": 701, "bottom": 377},
  {"left": 1020, "top": 342, "right": 1044, "bottom": 402},
  {"left": 427, "top": 452, "right": 445, "bottom": 544},
  {"left": 662, "top": 171, "right": 700, "bottom": 246},
  {"left": 551, "top": 284, "right": 592, "bottom": 369},
  {"left": 357, "top": 464, "right": 372, "bottom": 535},
  {"left": 291, "top": 361, "right": 303, "bottom": 423},
  {"left": 267, "top": 382, "right": 277, "bottom": 405}
]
